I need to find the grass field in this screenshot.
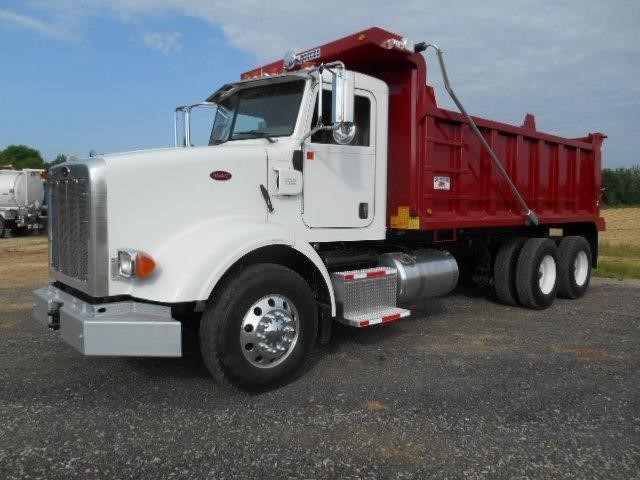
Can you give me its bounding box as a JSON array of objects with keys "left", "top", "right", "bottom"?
[
  {"left": 0, "top": 207, "right": 638, "bottom": 286},
  {"left": 597, "top": 207, "right": 640, "bottom": 280}
]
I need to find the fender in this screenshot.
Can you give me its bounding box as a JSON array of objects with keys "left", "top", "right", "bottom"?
[{"left": 127, "top": 218, "right": 336, "bottom": 315}]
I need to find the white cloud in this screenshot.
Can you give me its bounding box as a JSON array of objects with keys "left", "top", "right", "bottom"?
[
  {"left": 0, "top": 8, "right": 71, "bottom": 39},
  {"left": 143, "top": 32, "right": 182, "bottom": 54}
]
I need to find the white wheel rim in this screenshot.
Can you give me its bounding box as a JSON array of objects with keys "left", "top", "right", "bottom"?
[
  {"left": 538, "top": 255, "right": 556, "bottom": 295},
  {"left": 574, "top": 250, "right": 589, "bottom": 286}
]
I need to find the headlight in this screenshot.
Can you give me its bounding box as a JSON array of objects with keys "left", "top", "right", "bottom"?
[
  {"left": 117, "top": 249, "right": 156, "bottom": 279},
  {"left": 117, "top": 250, "right": 135, "bottom": 277}
]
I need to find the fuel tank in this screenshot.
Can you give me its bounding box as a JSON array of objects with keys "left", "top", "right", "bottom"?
[{"left": 379, "top": 249, "right": 459, "bottom": 303}]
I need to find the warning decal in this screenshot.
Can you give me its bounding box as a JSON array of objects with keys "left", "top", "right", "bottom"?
[{"left": 434, "top": 176, "right": 451, "bottom": 190}]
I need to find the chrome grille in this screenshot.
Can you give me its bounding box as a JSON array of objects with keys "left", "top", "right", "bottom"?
[{"left": 50, "top": 171, "right": 90, "bottom": 282}]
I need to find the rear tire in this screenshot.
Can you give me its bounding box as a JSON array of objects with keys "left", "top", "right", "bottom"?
[
  {"left": 199, "top": 263, "right": 318, "bottom": 392},
  {"left": 494, "top": 237, "right": 527, "bottom": 306},
  {"left": 0, "top": 218, "right": 11, "bottom": 238},
  {"left": 557, "top": 236, "right": 592, "bottom": 299},
  {"left": 516, "top": 238, "right": 559, "bottom": 310}
]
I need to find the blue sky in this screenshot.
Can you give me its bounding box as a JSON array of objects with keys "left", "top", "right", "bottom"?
[{"left": 0, "top": 0, "right": 638, "bottom": 168}]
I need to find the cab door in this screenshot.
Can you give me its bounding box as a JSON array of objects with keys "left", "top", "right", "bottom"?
[{"left": 302, "top": 89, "right": 376, "bottom": 228}]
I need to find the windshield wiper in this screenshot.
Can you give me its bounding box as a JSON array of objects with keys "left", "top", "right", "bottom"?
[{"left": 232, "top": 130, "right": 277, "bottom": 143}]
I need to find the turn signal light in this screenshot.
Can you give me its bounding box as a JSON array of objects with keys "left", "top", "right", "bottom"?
[
  {"left": 136, "top": 254, "right": 156, "bottom": 278},
  {"left": 117, "top": 249, "right": 156, "bottom": 279}
]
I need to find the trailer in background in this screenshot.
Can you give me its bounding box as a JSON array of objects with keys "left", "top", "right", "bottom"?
[{"left": 0, "top": 169, "right": 47, "bottom": 238}]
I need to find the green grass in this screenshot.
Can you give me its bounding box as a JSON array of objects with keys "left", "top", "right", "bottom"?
[
  {"left": 599, "top": 242, "right": 640, "bottom": 258},
  {"left": 594, "top": 241, "right": 640, "bottom": 280}
]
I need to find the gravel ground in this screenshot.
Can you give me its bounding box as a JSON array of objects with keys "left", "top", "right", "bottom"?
[{"left": 1, "top": 278, "right": 639, "bottom": 479}]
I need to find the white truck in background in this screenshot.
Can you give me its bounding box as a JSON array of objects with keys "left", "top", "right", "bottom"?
[{"left": 0, "top": 169, "right": 47, "bottom": 238}]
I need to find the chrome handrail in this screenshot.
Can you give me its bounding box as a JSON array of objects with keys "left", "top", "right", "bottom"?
[
  {"left": 420, "top": 44, "right": 539, "bottom": 225},
  {"left": 174, "top": 102, "right": 217, "bottom": 147}
]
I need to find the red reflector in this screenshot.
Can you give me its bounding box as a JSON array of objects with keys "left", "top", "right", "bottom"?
[
  {"left": 382, "top": 313, "right": 401, "bottom": 323},
  {"left": 367, "top": 270, "right": 386, "bottom": 278},
  {"left": 344, "top": 274, "right": 355, "bottom": 280},
  {"left": 359, "top": 320, "right": 370, "bottom": 327},
  {"left": 306, "top": 151, "right": 315, "bottom": 160}
]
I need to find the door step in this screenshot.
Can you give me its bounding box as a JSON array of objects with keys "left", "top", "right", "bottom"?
[
  {"left": 341, "top": 306, "right": 410, "bottom": 328},
  {"left": 330, "top": 267, "right": 411, "bottom": 328}
]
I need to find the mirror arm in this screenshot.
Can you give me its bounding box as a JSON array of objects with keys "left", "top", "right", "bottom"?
[
  {"left": 300, "top": 60, "right": 350, "bottom": 148},
  {"left": 300, "top": 124, "right": 335, "bottom": 146}
]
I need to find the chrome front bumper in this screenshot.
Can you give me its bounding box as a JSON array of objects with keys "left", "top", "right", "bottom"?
[{"left": 33, "top": 284, "right": 182, "bottom": 357}]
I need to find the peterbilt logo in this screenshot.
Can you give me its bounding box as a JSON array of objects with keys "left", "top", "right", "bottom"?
[{"left": 210, "top": 170, "right": 232, "bottom": 181}]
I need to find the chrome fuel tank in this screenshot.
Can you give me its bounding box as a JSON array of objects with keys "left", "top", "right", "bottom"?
[{"left": 379, "top": 249, "right": 459, "bottom": 303}]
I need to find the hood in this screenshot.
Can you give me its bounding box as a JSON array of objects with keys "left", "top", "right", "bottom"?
[{"left": 103, "top": 144, "right": 270, "bottom": 260}]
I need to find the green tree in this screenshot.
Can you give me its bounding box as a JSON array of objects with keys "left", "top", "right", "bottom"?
[
  {"left": 603, "top": 166, "right": 640, "bottom": 206},
  {"left": 0, "top": 145, "right": 44, "bottom": 169},
  {"left": 44, "top": 154, "right": 68, "bottom": 170}
]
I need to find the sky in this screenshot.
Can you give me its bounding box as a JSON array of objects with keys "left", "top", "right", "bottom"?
[{"left": 0, "top": 0, "right": 639, "bottom": 168}]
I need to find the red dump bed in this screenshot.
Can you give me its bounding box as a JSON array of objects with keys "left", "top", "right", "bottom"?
[{"left": 244, "top": 27, "right": 606, "bottom": 232}]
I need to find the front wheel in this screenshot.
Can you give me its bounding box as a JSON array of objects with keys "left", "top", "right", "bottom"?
[{"left": 200, "top": 263, "right": 318, "bottom": 391}]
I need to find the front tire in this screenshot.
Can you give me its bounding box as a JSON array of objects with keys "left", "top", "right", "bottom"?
[
  {"left": 516, "top": 238, "right": 559, "bottom": 310},
  {"left": 557, "top": 236, "right": 592, "bottom": 299},
  {"left": 200, "top": 263, "right": 318, "bottom": 391}
]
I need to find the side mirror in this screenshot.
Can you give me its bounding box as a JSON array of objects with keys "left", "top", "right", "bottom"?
[
  {"left": 302, "top": 66, "right": 356, "bottom": 146},
  {"left": 331, "top": 69, "right": 356, "bottom": 145},
  {"left": 331, "top": 69, "right": 354, "bottom": 124}
]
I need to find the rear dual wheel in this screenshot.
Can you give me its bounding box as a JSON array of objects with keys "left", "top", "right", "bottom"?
[
  {"left": 493, "top": 237, "right": 527, "bottom": 306},
  {"left": 494, "top": 235, "right": 592, "bottom": 309},
  {"left": 557, "top": 236, "right": 592, "bottom": 299},
  {"left": 515, "top": 238, "right": 559, "bottom": 310}
]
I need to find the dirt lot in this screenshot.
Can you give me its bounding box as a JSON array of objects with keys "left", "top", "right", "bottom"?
[{"left": 1, "top": 233, "right": 639, "bottom": 479}]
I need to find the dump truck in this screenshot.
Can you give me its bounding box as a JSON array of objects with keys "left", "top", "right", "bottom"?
[{"left": 33, "top": 27, "right": 605, "bottom": 390}]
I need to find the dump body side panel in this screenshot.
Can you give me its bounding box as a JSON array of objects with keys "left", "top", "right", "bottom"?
[{"left": 389, "top": 103, "right": 606, "bottom": 231}]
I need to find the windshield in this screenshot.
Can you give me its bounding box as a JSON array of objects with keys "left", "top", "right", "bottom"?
[{"left": 209, "top": 80, "right": 306, "bottom": 145}]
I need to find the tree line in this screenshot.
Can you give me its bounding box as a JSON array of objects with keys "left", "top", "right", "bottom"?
[
  {"left": 0, "top": 145, "right": 67, "bottom": 170},
  {"left": 602, "top": 167, "right": 640, "bottom": 206}
]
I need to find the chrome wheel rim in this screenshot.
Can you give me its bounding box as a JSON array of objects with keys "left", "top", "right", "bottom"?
[
  {"left": 574, "top": 250, "right": 589, "bottom": 286},
  {"left": 240, "top": 294, "right": 299, "bottom": 368},
  {"left": 538, "top": 254, "right": 557, "bottom": 295}
]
